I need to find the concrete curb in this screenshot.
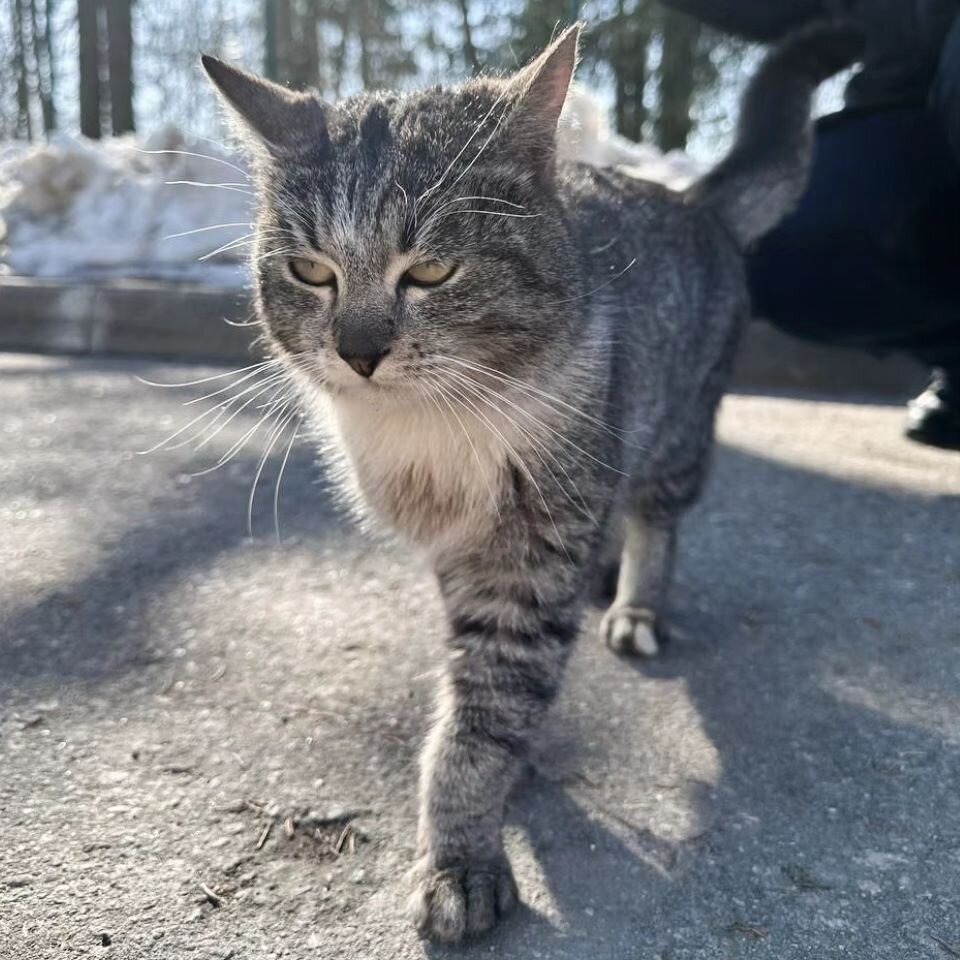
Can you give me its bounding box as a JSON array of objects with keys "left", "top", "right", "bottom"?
[
  {"left": 0, "top": 277, "right": 927, "bottom": 397},
  {"left": 0, "top": 277, "right": 259, "bottom": 362}
]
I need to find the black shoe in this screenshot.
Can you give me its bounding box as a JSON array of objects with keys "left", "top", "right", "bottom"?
[{"left": 905, "top": 368, "right": 960, "bottom": 451}]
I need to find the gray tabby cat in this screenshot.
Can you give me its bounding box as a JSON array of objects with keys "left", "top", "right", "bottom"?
[{"left": 202, "top": 22, "right": 860, "bottom": 943}]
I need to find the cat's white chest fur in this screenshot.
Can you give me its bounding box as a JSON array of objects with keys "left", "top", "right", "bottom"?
[{"left": 326, "top": 391, "right": 507, "bottom": 545}]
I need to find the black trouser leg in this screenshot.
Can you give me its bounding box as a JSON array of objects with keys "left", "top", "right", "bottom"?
[{"left": 747, "top": 106, "right": 960, "bottom": 371}]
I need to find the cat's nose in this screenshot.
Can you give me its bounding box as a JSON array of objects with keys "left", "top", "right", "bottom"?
[{"left": 336, "top": 347, "right": 389, "bottom": 379}]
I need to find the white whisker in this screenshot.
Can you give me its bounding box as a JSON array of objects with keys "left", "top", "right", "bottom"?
[
  {"left": 248, "top": 404, "right": 297, "bottom": 536},
  {"left": 136, "top": 147, "right": 248, "bottom": 178},
  {"left": 416, "top": 88, "right": 511, "bottom": 207},
  {"left": 439, "top": 355, "right": 641, "bottom": 444},
  {"left": 432, "top": 209, "right": 541, "bottom": 222},
  {"left": 164, "top": 222, "right": 252, "bottom": 240},
  {"left": 545, "top": 258, "right": 638, "bottom": 305},
  {"left": 157, "top": 372, "right": 290, "bottom": 455},
  {"left": 189, "top": 390, "right": 291, "bottom": 478},
  {"left": 165, "top": 180, "right": 254, "bottom": 196},
  {"left": 273, "top": 417, "right": 301, "bottom": 543},
  {"left": 441, "top": 368, "right": 599, "bottom": 521},
  {"left": 136, "top": 358, "right": 279, "bottom": 389},
  {"left": 436, "top": 375, "right": 569, "bottom": 556},
  {"left": 430, "top": 379, "right": 501, "bottom": 518},
  {"left": 183, "top": 364, "right": 286, "bottom": 407},
  {"left": 198, "top": 234, "right": 257, "bottom": 261}
]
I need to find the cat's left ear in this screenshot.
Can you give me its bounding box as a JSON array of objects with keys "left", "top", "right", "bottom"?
[{"left": 505, "top": 23, "right": 582, "bottom": 176}]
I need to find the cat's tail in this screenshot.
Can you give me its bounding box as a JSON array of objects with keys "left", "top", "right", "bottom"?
[{"left": 685, "top": 21, "right": 864, "bottom": 247}]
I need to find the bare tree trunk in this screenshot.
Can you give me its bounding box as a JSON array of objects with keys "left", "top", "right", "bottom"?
[
  {"left": 300, "top": 0, "right": 321, "bottom": 87},
  {"left": 287, "top": 0, "right": 320, "bottom": 89},
  {"left": 105, "top": 0, "right": 134, "bottom": 133},
  {"left": 78, "top": 0, "right": 101, "bottom": 138},
  {"left": 456, "top": 0, "right": 480, "bottom": 75},
  {"left": 274, "top": 0, "right": 293, "bottom": 84},
  {"left": 331, "top": 15, "right": 348, "bottom": 97},
  {"left": 515, "top": 0, "right": 569, "bottom": 64},
  {"left": 654, "top": 9, "right": 700, "bottom": 151},
  {"left": 263, "top": 0, "right": 277, "bottom": 78},
  {"left": 611, "top": 0, "right": 652, "bottom": 142},
  {"left": 357, "top": 2, "right": 373, "bottom": 90},
  {"left": 44, "top": 0, "right": 56, "bottom": 122},
  {"left": 30, "top": 0, "right": 56, "bottom": 134},
  {"left": 12, "top": 0, "right": 33, "bottom": 139}
]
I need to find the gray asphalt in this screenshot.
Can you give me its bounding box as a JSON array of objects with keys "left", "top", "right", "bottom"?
[{"left": 2, "top": 351, "right": 959, "bottom": 960}]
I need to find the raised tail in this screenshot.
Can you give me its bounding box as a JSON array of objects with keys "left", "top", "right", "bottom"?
[{"left": 686, "top": 21, "right": 864, "bottom": 247}]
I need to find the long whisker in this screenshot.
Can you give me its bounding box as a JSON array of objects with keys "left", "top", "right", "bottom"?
[
  {"left": 436, "top": 375, "right": 569, "bottom": 556},
  {"left": 430, "top": 379, "right": 501, "bottom": 518},
  {"left": 545, "top": 258, "right": 638, "bottom": 306},
  {"left": 145, "top": 371, "right": 290, "bottom": 455},
  {"left": 136, "top": 147, "right": 249, "bottom": 178},
  {"left": 165, "top": 180, "right": 254, "bottom": 196},
  {"left": 439, "top": 355, "right": 640, "bottom": 443},
  {"left": 273, "top": 417, "right": 301, "bottom": 544},
  {"left": 445, "top": 105, "right": 511, "bottom": 194},
  {"left": 426, "top": 195, "right": 526, "bottom": 218},
  {"left": 164, "top": 222, "right": 252, "bottom": 240},
  {"left": 416, "top": 87, "right": 512, "bottom": 207},
  {"left": 431, "top": 209, "right": 542, "bottom": 222},
  {"left": 183, "top": 361, "right": 284, "bottom": 406},
  {"left": 198, "top": 234, "right": 257, "bottom": 261},
  {"left": 187, "top": 374, "right": 293, "bottom": 452},
  {"left": 136, "top": 358, "right": 279, "bottom": 389},
  {"left": 441, "top": 368, "right": 598, "bottom": 521},
  {"left": 189, "top": 388, "right": 293, "bottom": 478},
  {"left": 440, "top": 365, "right": 629, "bottom": 479},
  {"left": 251, "top": 246, "right": 300, "bottom": 263},
  {"left": 248, "top": 404, "right": 297, "bottom": 536}
]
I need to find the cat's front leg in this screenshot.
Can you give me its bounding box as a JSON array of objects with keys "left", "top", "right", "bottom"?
[{"left": 409, "top": 547, "right": 582, "bottom": 942}]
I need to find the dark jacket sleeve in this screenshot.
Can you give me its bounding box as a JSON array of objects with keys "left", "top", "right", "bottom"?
[
  {"left": 932, "top": 8, "right": 960, "bottom": 162},
  {"left": 656, "top": 0, "right": 832, "bottom": 40}
]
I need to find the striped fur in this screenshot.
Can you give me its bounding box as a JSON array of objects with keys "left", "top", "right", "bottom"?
[{"left": 204, "top": 21, "right": 858, "bottom": 943}]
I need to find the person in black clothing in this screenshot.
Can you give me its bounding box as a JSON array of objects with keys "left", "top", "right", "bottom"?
[{"left": 663, "top": 0, "right": 960, "bottom": 449}]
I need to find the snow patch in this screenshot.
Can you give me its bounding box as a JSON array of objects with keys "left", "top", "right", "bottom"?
[{"left": 0, "top": 89, "right": 702, "bottom": 285}]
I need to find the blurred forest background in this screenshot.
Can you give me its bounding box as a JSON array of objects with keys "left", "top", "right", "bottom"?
[{"left": 0, "top": 0, "right": 764, "bottom": 160}]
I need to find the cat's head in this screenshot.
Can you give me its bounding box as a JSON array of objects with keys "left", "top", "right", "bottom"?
[{"left": 203, "top": 26, "right": 583, "bottom": 396}]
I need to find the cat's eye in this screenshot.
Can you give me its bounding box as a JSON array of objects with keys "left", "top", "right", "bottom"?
[
  {"left": 402, "top": 260, "right": 456, "bottom": 288},
  {"left": 289, "top": 257, "right": 336, "bottom": 287}
]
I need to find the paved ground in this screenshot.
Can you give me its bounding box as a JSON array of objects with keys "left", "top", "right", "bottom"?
[{"left": 2, "top": 352, "right": 958, "bottom": 960}]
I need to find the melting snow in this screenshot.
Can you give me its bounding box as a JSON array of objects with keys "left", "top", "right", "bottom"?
[{"left": 0, "top": 88, "right": 703, "bottom": 287}]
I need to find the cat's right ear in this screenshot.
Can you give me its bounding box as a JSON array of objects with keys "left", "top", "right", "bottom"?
[{"left": 201, "top": 55, "right": 328, "bottom": 154}]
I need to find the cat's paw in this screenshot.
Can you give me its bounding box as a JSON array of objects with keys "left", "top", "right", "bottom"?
[
  {"left": 600, "top": 605, "right": 663, "bottom": 657},
  {"left": 408, "top": 854, "right": 518, "bottom": 943}
]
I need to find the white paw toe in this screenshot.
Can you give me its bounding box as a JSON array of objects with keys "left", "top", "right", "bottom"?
[{"left": 601, "top": 607, "right": 660, "bottom": 657}]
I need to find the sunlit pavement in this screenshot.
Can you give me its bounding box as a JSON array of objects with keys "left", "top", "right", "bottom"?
[{"left": 2, "top": 352, "right": 959, "bottom": 960}]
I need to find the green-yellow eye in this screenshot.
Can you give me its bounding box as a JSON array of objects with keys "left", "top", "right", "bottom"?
[
  {"left": 402, "top": 260, "right": 456, "bottom": 287},
  {"left": 289, "top": 258, "right": 336, "bottom": 287}
]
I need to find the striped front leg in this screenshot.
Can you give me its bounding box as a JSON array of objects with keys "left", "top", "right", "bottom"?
[{"left": 408, "top": 544, "right": 582, "bottom": 943}]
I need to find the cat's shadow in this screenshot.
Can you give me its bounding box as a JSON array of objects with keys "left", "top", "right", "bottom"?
[{"left": 421, "top": 442, "right": 960, "bottom": 957}]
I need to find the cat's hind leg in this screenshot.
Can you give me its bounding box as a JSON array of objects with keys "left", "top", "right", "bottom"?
[
  {"left": 600, "top": 509, "right": 676, "bottom": 657},
  {"left": 602, "top": 376, "right": 724, "bottom": 658}
]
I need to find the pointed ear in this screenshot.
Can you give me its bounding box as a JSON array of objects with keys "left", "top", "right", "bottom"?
[
  {"left": 201, "top": 54, "right": 327, "bottom": 154},
  {"left": 505, "top": 24, "right": 581, "bottom": 174}
]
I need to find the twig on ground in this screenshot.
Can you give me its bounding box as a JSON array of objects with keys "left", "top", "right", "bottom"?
[
  {"left": 255, "top": 819, "right": 273, "bottom": 850},
  {"left": 932, "top": 935, "right": 960, "bottom": 959},
  {"left": 782, "top": 863, "right": 834, "bottom": 891},
  {"left": 198, "top": 881, "right": 222, "bottom": 908},
  {"left": 334, "top": 824, "right": 352, "bottom": 856},
  {"left": 728, "top": 921, "right": 768, "bottom": 940}
]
